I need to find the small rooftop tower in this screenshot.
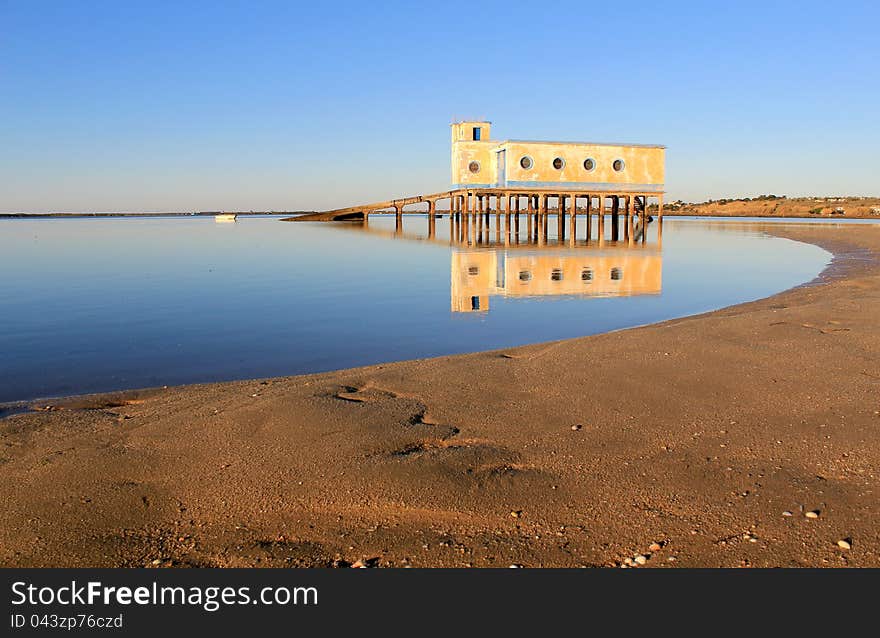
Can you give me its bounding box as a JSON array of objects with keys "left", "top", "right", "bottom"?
[
  {"left": 451, "top": 120, "right": 494, "bottom": 187},
  {"left": 451, "top": 120, "right": 491, "bottom": 142}
]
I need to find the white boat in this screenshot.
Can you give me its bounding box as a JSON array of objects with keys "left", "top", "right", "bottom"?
[{"left": 214, "top": 213, "right": 237, "bottom": 223}]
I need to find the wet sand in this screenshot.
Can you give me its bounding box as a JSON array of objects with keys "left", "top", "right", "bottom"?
[{"left": 2, "top": 223, "right": 879, "bottom": 568}]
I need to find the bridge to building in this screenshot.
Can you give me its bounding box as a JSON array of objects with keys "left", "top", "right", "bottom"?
[{"left": 282, "top": 187, "right": 662, "bottom": 246}]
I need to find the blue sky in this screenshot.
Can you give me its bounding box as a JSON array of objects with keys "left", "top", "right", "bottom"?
[{"left": 1, "top": 1, "right": 878, "bottom": 212}]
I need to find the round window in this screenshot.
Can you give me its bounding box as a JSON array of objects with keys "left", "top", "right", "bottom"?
[
  {"left": 468, "top": 266, "right": 479, "bottom": 276},
  {"left": 552, "top": 157, "right": 565, "bottom": 170},
  {"left": 610, "top": 267, "right": 623, "bottom": 281},
  {"left": 518, "top": 270, "right": 532, "bottom": 282},
  {"left": 468, "top": 161, "right": 481, "bottom": 174},
  {"left": 551, "top": 269, "right": 563, "bottom": 281},
  {"left": 519, "top": 156, "right": 533, "bottom": 170},
  {"left": 581, "top": 268, "right": 593, "bottom": 282},
  {"left": 583, "top": 158, "right": 596, "bottom": 171},
  {"left": 612, "top": 159, "right": 625, "bottom": 172}
]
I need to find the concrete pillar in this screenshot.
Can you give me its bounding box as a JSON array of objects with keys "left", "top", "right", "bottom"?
[
  {"left": 585, "top": 195, "right": 592, "bottom": 241},
  {"left": 558, "top": 195, "right": 566, "bottom": 239},
  {"left": 658, "top": 194, "right": 664, "bottom": 220},
  {"left": 598, "top": 195, "right": 605, "bottom": 246},
  {"left": 611, "top": 196, "right": 620, "bottom": 241}
]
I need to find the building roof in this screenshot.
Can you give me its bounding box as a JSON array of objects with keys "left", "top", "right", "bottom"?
[{"left": 498, "top": 139, "right": 666, "bottom": 149}]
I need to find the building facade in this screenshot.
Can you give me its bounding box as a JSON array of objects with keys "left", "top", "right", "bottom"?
[{"left": 451, "top": 121, "right": 665, "bottom": 194}]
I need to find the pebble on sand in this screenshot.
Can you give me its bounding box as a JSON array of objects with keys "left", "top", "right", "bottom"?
[
  {"left": 571, "top": 424, "right": 583, "bottom": 431},
  {"left": 634, "top": 555, "right": 647, "bottom": 565},
  {"left": 837, "top": 539, "right": 852, "bottom": 550},
  {"left": 805, "top": 510, "right": 820, "bottom": 519},
  {"left": 782, "top": 511, "right": 793, "bottom": 517},
  {"left": 649, "top": 542, "right": 663, "bottom": 552}
]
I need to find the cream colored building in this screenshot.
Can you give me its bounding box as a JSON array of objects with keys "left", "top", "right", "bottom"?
[{"left": 451, "top": 121, "right": 665, "bottom": 194}]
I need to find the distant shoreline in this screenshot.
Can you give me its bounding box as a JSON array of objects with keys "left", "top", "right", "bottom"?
[
  {"left": 661, "top": 211, "right": 880, "bottom": 220},
  {"left": 5, "top": 194, "right": 880, "bottom": 221}
]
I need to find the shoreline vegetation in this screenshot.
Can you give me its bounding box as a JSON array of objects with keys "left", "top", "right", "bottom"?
[
  {"left": 658, "top": 195, "right": 880, "bottom": 219},
  {"left": 2, "top": 222, "right": 880, "bottom": 568},
  {"left": 3, "top": 195, "right": 880, "bottom": 220}
]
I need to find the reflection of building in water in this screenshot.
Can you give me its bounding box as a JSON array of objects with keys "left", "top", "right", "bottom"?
[{"left": 452, "top": 249, "right": 662, "bottom": 312}]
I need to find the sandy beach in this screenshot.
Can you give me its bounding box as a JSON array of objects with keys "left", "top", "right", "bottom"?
[{"left": 2, "top": 222, "right": 878, "bottom": 568}]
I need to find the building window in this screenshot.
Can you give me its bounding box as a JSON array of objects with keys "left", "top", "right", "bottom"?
[
  {"left": 472, "top": 127, "right": 481, "bottom": 141},
  {"left": 612, "top": 159, "right": 625, "bottom": 172},
  {"left": 552, "top": 157, "right": 565, "bottom": 170},
  {"left": 551, "top": 269, "right": 563, "bottom": 281},
  {"left": 583, "top": 158, "right": 596, "bottom": 172},
  {"left": 610, "top": 267, "right": 623, "bottom": 281},
  {"left": 519, "top": 156, "right": 533, "bottom": 170},
  {"left": 581, "top": 268, "right": 593, "bottom": 281},
  {"left": 467, "top": 266, "right": 479, "bottom": 276},
  {"left": 518, "top": 270, "right": 532, "bottom": 282},
  {"left": 468, "top": 161, "right": 481, "bottom": 174},
  {"left": 471, "top": 296, "right": 481, "bottom": 310}
]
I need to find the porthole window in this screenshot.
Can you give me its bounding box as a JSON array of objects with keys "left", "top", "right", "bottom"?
[
  {"left": 518, "top": 270, "right": 532, "bottom": 282},
  {"left": 610, "top": 267, "right": 623, "bottom": 281},
  {"left": 519, "top": 156, "right": 534, "bottom": 170},
  {"left": 581, "top": 268, "right": 593, "bottom": 282},
  {"left": 551, "top": 269, "right": 564, "bottom": 281},
  {"left": 468, "top": 161, "right": 481, "bottom": 174},
  {"left": 583, "top": 158, "right": 596, "bottom": 172},
  {"left": 612, "top": 159, "right": 625, "bottom": 172},
  {"left": 552, "top": 157, "right": 565, "bottom": 170},
  {"left": 468, "top": 266, "right": 479, "bottom": 276}
]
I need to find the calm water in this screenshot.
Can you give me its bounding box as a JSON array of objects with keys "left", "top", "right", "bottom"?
[{"left": 0, "top": 214, "right": 835, "bottom": 403}]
